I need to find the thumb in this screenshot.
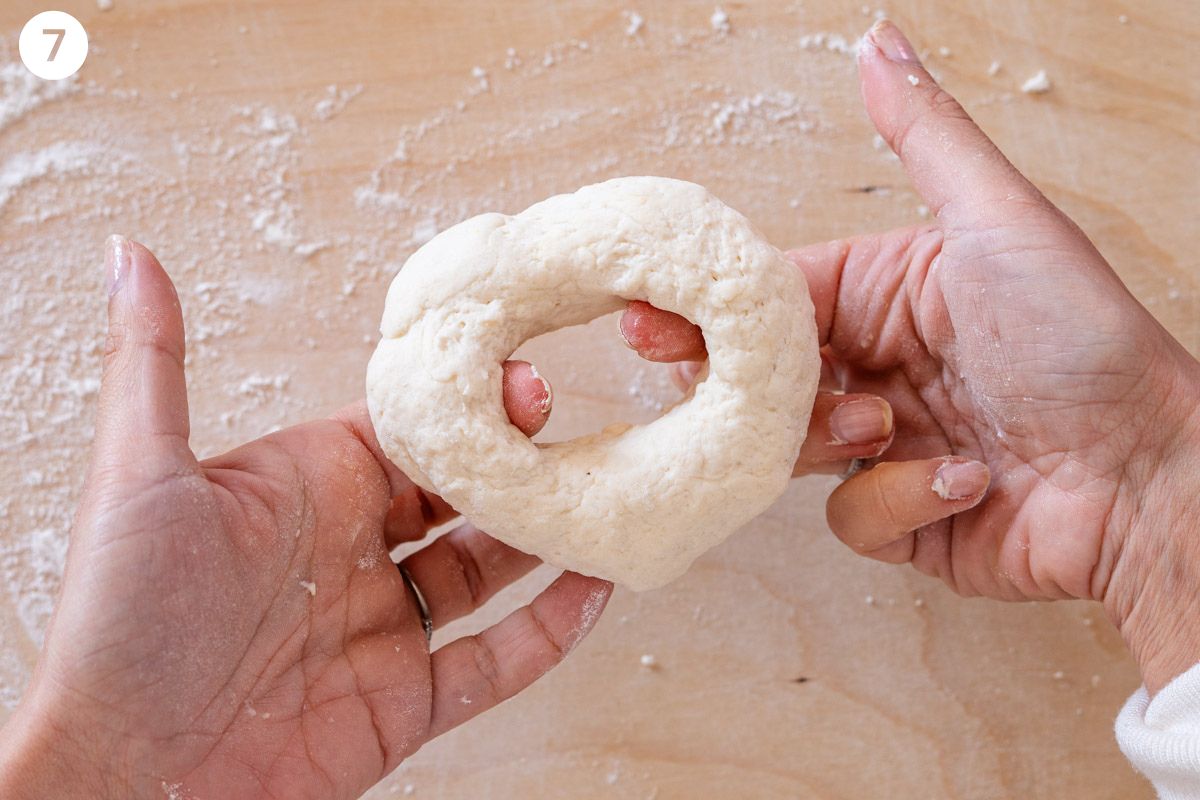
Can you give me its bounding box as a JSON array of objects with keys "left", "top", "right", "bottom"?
[
  {"left": 858, "top": 20, "right": 1044, "bottom": 227},
  {"left": 91, "top": 236, "right": 196, "bottom": 485}
]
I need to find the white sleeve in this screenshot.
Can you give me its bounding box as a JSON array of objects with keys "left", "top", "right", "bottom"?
[{"left": 1117, "top": 662, "right": 1200, "bottom": 799}]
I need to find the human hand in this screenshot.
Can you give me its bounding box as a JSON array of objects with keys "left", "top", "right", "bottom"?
[
  {"left": 0, "top": 238, "right": 610, "bottom": 800},
  {"left": 621, "top": 20, "right": 1200, "bottom": 693}
]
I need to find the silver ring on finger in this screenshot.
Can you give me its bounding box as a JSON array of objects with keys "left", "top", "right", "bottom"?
[{"left": 397, "top": 563, "right": 434, "bottom": 643}]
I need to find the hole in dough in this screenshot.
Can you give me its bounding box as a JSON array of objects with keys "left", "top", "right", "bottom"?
[{"left": 508, "top": 310, "right": 698, "bottom": 444}]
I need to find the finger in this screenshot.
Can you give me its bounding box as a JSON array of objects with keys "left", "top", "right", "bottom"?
[
  {"left": 502, "top": 360, "right": 553, "bottom": 437},
  {"left": 427, "top": 572, "right": 613, "bottom": 738},
  {"left": 858, "top": 20, "right": 1043, "bottom": 224},
  {"left": 338, "top": 356, "right": 551, "bottom": 545},
  {"left": 400, "top": 523, "right": 540, "bottom": 629},
  {"left": 664, "top": 329, "right": 846, "bottom": 398},
  {"left": 669, "top": 361, "right": 704, "bottom": 393},
  {"left": 384, "top": 485, "right": 457, "bottom": 548},
  {"left": 333, "top": 402, "right": 457, "bottom": 546},
  {"left": 385, "top": 360, "right": 550, "bottom": 543},
  {"left": 619, "top": 300, "right": 707, "bottom": 362},
  {"left": 793, "top": 393, "right": 893, "bottom": 476},
  {"left": 92, "top": 236, "right": 196, "bottom": 482},
  {"left": 622, "top": 239, "right": 850, "bottom": 361},
  {"left": 342, "top": 358, "right": 551, "bottom": 492},
  {"left": 818, "top": 352, "right": 844, "bottom": 392},
  {"left": 785, "top": 241, "right": 853, "bottom": 348},
  {"left": 827, "top": 457, "right": 989, "bottom": 563}
]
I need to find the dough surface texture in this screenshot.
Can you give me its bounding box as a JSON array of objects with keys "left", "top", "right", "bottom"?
[{"left": 367, "top": 177, "right": 819, "bottom": 590}]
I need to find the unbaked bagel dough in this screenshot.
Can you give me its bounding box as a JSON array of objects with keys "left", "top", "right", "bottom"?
[{"left": 367, "top": 177, "right": 819, "bottom": 590}]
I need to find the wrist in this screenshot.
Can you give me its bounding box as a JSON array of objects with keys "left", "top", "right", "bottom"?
[
  {"left": 1104, "top": 359, "right": 1200, "bottom": 694},
  {"left": 0, "top": 692, "right": 130, "bottom": 800}
]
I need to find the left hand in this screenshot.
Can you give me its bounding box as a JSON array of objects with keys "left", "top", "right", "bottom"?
[{"left": 0, "top": 239, "right": 612, "bottom": 800}]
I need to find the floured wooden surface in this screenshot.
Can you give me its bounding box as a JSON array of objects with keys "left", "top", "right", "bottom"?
[{"left": 0, "top": 1, "right": 1195, "bottom": 797}]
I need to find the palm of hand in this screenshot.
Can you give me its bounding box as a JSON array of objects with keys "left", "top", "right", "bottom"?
[
  {"left": 833, "top": 207, "right": 1173, "bottom": 601},
  {"left": 48, "top": 419, "right": 429, "bottom": 798},
  {"left": 3, "top": 240, "right": 609, "bottom": 800}
]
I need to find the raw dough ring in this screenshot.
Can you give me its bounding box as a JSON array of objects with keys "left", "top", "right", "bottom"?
[{"left": 367, "top": 177, "right": 819, "bottom": 590}]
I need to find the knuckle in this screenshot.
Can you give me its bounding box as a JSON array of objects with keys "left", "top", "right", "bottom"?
[
  {"left": 468, "top": 636, "right": 506, "bottom": 703},
  {"left": 101, "top": 316, "right": 185, "bottom": 376},
  {"left": 140, "top": 322, "right": 187, "bottom": 369},
  {"left": 528, "top": 604, "right": 566, "bottom": 660},
  {"left": 890, "top": 84, "right": 969, "bottom": 163},
  {"left": 925, "top": 85, "right": 968, "bottom": 121},
  {"left": 102, "top": 319, "right": 130, "bottom": 366},
  {"left": 446, "top": 533, "right": 488, "bottom": 608}
]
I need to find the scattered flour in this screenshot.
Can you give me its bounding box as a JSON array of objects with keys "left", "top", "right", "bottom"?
[
  {"left": 625, "top": 11, "right": 644, "bottom": 37},
  {"left": 237, "top": 372, "right": 291, "bottom": 397},
  {"left": 0, "top": 63, "right": 79, "bottom": 135},
  {"left": 564, "top": 585, "right": 609, "bottom": 652},
  {"left": 704, "top": 90, "right": 816, "bottom": 145},
  {"left": 1020, "top": 69, "right": 1052, "bottom": 94},
  {"left": 0, "top": 4, "right": 1032, "bottom": 750},
  {"left": 470, "top": 66, "right": 489, "bottom": 93},
  {"left": 0, "top": 647, "right": 27, "bottom": 710},
  {"left": 710, "top": 7, "right": 730, "bottom": 34},
  {"left": 161, "top": 781, "right": 192, "bottom": 800},
  {"left": 797, "top": 32, "right": 860, "bottom": 56},
  {"left": 0, "top": 528, "right": 67, "bottom": 646},
  {"left": 0, "top": 142, "right": 106, "bottom": 213},
  {"left": 97, "top": 0, "right": 114, "bottom": 9},
  {"left": 411, "top": 218, "right": 439, "bottom": 245},
  {"left": 312, "top": 83, "right": 363, "bottom": 121}
]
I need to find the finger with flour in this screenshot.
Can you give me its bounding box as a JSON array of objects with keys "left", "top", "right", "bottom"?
[
  {"left": 794, "top": 393, "right": 894, "bottom": 475},
  {"left": 427, "top": 572, "right": 612, "bottom": 737},
  {"left": 826, "top": 457, "right": 990, "bottom": 564},
  {"left": 501, "top": 360, "right": 553, "bottom": 437}
]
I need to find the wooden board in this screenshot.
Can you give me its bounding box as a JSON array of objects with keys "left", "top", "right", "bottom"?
[{"left": 1, "top": 0, "right": 1196, "bottom": 797}]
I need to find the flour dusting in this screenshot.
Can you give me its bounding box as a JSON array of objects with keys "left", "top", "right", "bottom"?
[
  {"left": 710, "top": 7, "right": 730, "bottom": 34},
  {"left": 0, "top": 142, "right": 107, "bottom": 213},
  {"left": 1020, "top": 69, "right": 1052, "bottom": 94},
  {"left": 565, "top": 585, "right": 610, "bottom": 651},
  {"left": 0, "top": 63, "right": 78, "bottom": 134},
  {"left": 624, "top": 11, "right": 645, "bottom": 37}
]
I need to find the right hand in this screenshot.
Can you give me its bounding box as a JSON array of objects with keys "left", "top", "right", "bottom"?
[{"left": 620, "top": 20, "right": 1200, "bottom": 694}]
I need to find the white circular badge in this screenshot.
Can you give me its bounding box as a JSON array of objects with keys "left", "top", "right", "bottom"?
[{"left": 19, "top": 11, "right": 89, "bottom": 81}]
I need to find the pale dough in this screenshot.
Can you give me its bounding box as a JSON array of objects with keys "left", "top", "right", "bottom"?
[{"left": 367, "top": 177, "right": 819, "bottom": 590}]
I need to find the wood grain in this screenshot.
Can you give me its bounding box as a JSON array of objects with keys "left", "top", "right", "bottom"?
[{"left": 1, "top": 0, "right": 1196, "bottom": 797}]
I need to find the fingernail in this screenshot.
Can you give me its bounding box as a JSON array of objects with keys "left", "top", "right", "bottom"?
[
  {"left": 830, "top": 398, "right": 893, "bottom": 445},
  {"left": 105, "top": 234, "right": 129, "bottom": 295},
  {"left": 529, "top": 364, "right": 553, "bottom": 414},
  {"left": 931, "top": 460, "right": 990, "bottom": 501},
  {"left": 868, "top": 19, "right": 921, "bottom": 65},
  {"left": 617, "top": 313, "right": 637, "bottom": 351}
]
